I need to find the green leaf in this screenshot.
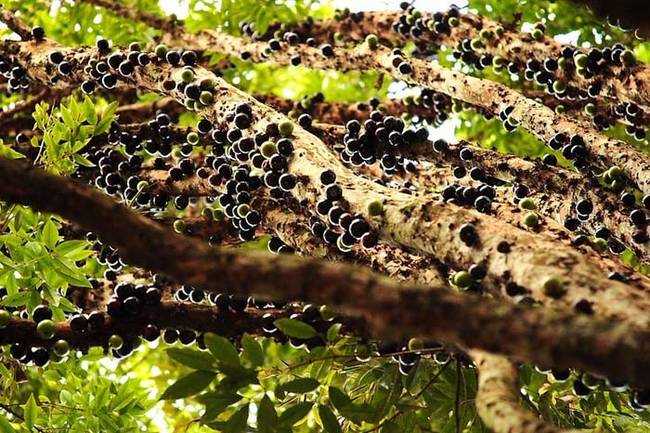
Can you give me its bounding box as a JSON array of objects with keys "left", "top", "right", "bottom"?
[
  {"left": 160, "top": 370, "right": 216, "bottom": 400},
  {"left": 0, "top": 143, "right": 24, "bottom": 160},
  {"left": 167, "top": 348, "right": 216, "bottom": 371},
  {"left": 23, "top": 394, "right": 38, "bottom": 431},
  {"left": 51, "top": 257, "right": 91, "bottom": 287},
  {"left": 1, "top": 290, "right": 33, "bottom": 307},
  {"left": 0, "top": 414, "right": 16, "bottom": 433},
  {"left": 318, "top": 405, "right": 342, "bottom": 433},
  {"left": 224, "top": 404, "right": 249, "bottom": 433},
  {"left": 273, "top": 318, "right": 317, "bottom": 339},
  {"left": 204, "top": 332, "right": 240, "bottom": 367},
  {"left": 328, "top": 387, "right": 352, "bottom": 412},
  {"left": 41, "top": 219, "right": 59, "bottom": 250},
  {"left": 326, "top": 323, "right": 342, "bottom": 342},
  {"left": 257, "top": 394, "right": 277, "bottom": 433},
  {"left": 200, "top": 391, "right": 242, "bottom": 422},
  {"left": 279, "top": 378, "right": 320, "bottom": 394},
  {"left": 240, "top": 333, "right": 264, "bottom": 367},
  {"left": 279, "top": 401, "right": 313, "bottom": 426}
]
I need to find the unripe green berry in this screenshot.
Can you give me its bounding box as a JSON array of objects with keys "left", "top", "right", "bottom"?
[
  {"left": 109, "top": 334, "right": 124, "bottom": 349},
  {"left": 555, "top": 104, "right": 566, "bottom": 114},
  {"left": 552, "top": 80, "right": 567, "bottom": 94},
  {"left": 452, "top": 271, "right": 472, "bottom": 288},
  {"left": 365, "top": 34, "right": 378, "bottom": 50},
  {"left": 470, "top": 38, "right": 483, "bottom": 50},
  {"left": 201, "top": 208, "right": 213, "bottom": 219},
  {"left": 0, "top": 310, "right": 10, "bottom": 328},
  {"left": 36, "top": 319, "right": 55, "bottom": 340},
  {"left": 557, "top": 57, "right": 567, "bottom": 69},
  {"left": 531, "top": 28, "right": 543, "bottom": 41},
  {"left": 334, "top": 32, "right": 343, "bottom": 41},
  {"left": 199, "top": 91, "right": 213, "bottom": 105},
  {"left": 187, "top": 131, "right": 199, "bottom": 145},
  {"left": 319, "top": 305, "right": 336, "bottom": 321},
  {"left": 621, "top": 50, "right": 635, "bottom": 66},
  {"left": 584, "top": 103, "right": 596, "bottom": 116},
  {"left": 53, "top": 339, "right": 70, "bottom": 356},
  {"left": 593, "top": 237, "right": 608, "bottom": 252},
  {"left": 479, "top": 29, "right": 493, "bottom": 40},
  {"left": 367, "top": 199, "right": 384, "bottom": 216},
  {"left": 574, "top": 53, "right": 588, "bottom": 68},
  {"left": 173, "top": 219, "right": 186, "bottom": 233},
  {"left": 494, "top": 25, "right": 504, "bottom": 36},
  {"left": 278, "top": 121, "right": 294, "bottom": 137},
  {"left": 610, "top": 179, "right": 625, "bottom": 193},
  {"left": 608, "top": 165, "right": 624, "bottom": 180},
  {"left": 523, "top": 212, "right": 539, "bottom": 228},
  {"left": 136, "top": 180, "right": 149, "bottom": 191},
  {"left": 492, "top": 56, "right": 506, "bottom": 68},
  {"left": 181, "top": 68, "right": 195, "bottom": 83},
  {"left": 408, "top": 337, "right": 424, "bottom": 351},
  {"left": 213, "top": 208, "right": 225, "bottom": 222},
  {"left": 260, "top": 141, "right": 277, "bottom": 158},
  {"left": 155, "top": 44, "right": 168, "bottom": 58},
  {"left": 519, "top": 198, "right": 536, "bottom": 210},
  {"left": 236, "top": 204, "right": 250, "bottom": 218}
]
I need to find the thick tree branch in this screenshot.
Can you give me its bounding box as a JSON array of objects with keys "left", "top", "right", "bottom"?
[
  {"left": 0, "top": 6, "right": 32, "bottom": 41},
  {"left": 2, "top": 157, "right": 650, "bottom": 386}
]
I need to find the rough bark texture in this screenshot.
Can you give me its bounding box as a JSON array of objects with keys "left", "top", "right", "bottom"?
[
  {"left": 2, "top": 157, "right": 650, "bottom": 386},
  {"left": 0, "top": 6, "right": 32, "bottom": 41},
  {"left": 471, "top": 350, "right": 584, "bottom": 433},
  {"left": 147, "top": 24, "right": 650, "bottom": 197},
  {"left": 302, "top": 11, "right": 650, "bottom": 110}
]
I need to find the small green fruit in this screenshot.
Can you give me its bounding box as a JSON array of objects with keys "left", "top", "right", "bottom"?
[
  {"left": 53, "top": 339, "right": 70, "bottom": 356},
  {"left": 448, "top": 17, "right": 459, "bottom": 27},
  {"left": 181, "top": 68, "right": 195, "bottom": 83},
  {"left": 260, "top": 141, "right": 277, "bottom": 158},
  {"left": 236, "top": 204, "right": 250, "bottom": 218},
  {"left": 479, "top": 29, "right": 493, "bottom": 40},
  {"left": 531, "top": 28, "right": 543, "bottom": 41},
  {"left": 408, "top": 337, "right": 424, "bottom": 351},
  {"left": 37, "top": 320, "right": 56, "bottom": 340},
  {"left": 365, "top": 34, "right": 378, "bottom": 50},
  {"left": 136, "top": 180, "right": 149, "bottom": 191},
  {"left": 173, "top": 219, "right": 186, "bottom": 233},
  {"left": 155, "top": 44, "right": 168, "bottom": 58},
  {"left": 610, "top": 179, "right": 625, "bottom": 193},
  {"left": 519, "top": 198, "right": 536, "bottom": 210},
  {"left": 319, "top": 305, "right": 336, "bottom": 321},
  {"left": 593, "top": 237, "right": 608, "bottom": 252},
  {"left": 213, "top": 208, "right": 225, "bottom": 222},
  {"left": 0, "top": 310, "right": 11, "bottom": 328},
  {"left": 109, "top": 334, "right": 124, "bottom": 349},
  {"left": 492, "top": 56, "right": 506, "bottom": 68},
  {"left": 186, "top": 131, "right": 199, "bottom": 145},
  {"left": 574, "top": 53, "right": 588, "bottom": 68},
  {"left": 199, "top": 91, "right": 213, "bottom": 105},
  {"left": 523, "top": 212, "right": 539, "bottom": 228},
  {"left": 278, "top": 121, "right": 294, "bottom": 137},
  {"left": 452, "top": 271, "right": 472, "bottom": 288},
  {"left": 608, "top": 165, "right": 624, "bottom": 180},
  {"left": 543, "top": 277, "right": 566, "bottom": 299},
  {"left": 494, "top": 25, "right": 504, "bottom": 36},
  {"left": 470, "top": 38, "right": 483, "bottom": 50},
  {"left": 367, "top": 199, "right": 384, "bottom": 216},
  {"left": 552, "top": 80, "right": 567, "bottom": 94},
  {"left": 621, "top": 50, "right": 635, "bottom": 66},
  {"left": 584, "top": 103, "right": 596, "bottom": 116}
]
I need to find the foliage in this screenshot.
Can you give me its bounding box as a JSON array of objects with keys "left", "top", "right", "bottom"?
[{"left": 0, "top": 1, "right": 648, "bottom": 433}]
